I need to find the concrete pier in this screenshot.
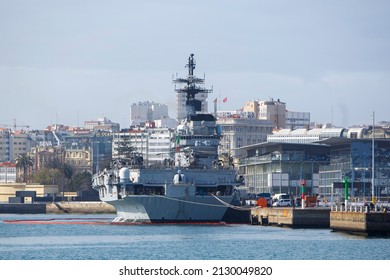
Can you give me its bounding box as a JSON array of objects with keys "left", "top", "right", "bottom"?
[
  {"left": 0, "top": 203, "right": 46, "bottom": 214},
  {"left": 251, "top": 207, "right": 330, "bottom": 228},
  {"left": 46, "top": 202, "right": 116, "bottom": 214},
  {"left": 330, "top": 206, "right": 390, "bottom": 236},
  {"left": 0, "top": 202, "right": 116, "bottom": 214}
]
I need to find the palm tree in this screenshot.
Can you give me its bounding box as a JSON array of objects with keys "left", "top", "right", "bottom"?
[{"left": 15, "top": 153, "right": 34, "bottom": 183}]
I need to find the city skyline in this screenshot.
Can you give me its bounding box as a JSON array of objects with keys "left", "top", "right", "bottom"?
[{"left": 1, "top": 0, "right": 390, "bottom": 130}]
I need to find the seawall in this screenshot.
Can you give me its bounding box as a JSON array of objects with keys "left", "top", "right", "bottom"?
[
  {"left": 251, "top": 207, "right": 331, "bottom": 228},
  {"left": 330, "top": 210, "right": 390, "bottom": 236},
  {"left": 46, "top": 202, "right": 116, "bottom": 214},
  {"left": 0, "top": 202, "right": 116, "bottom": 214},
  {"left": 0, "top": 203, "right": 46, "bottom": 214}
]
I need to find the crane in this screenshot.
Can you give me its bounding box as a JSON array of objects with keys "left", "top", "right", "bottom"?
[{"left": 0, "top": 119, "right": 29, "bottom": 131}]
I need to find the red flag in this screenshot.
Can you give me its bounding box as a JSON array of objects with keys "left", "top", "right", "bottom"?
[
  {"left": 213, "top": 98, "right": 217, "bottom": 103},
  {"left": 223, "top": 97, "right": 228, "bottom": 103}
]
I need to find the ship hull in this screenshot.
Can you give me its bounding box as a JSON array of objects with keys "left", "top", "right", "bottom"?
[{"left": 108, "top": 195, "right": 235, "bottom": 223}]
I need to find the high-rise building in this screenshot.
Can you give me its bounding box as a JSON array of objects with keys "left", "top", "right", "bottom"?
[
  {"left": 131, "top": 101, "right": 169, "bottom": 126},
  {"left": 217, "top": 117, "right": 273, "bottom": 159},
  {"left": 0, "top": 128, "right": 32, "bottom": 161},
  {"left": 0, "top": 128, "right": 11, "bottom": 162},
  {"left": 258, "top": 98, "right": 286, "bottom": 130},
  {"left": 113, "top": 127, "right": 174, "bottom": 166}
]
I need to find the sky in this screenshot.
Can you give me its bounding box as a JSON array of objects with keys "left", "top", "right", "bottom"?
[{"left": 1, "top": 0, "right": 389, "bottom": 130}]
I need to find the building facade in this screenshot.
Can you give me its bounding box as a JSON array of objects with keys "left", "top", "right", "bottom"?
[
  {"left": 64, "top": 135, "right": 92, "bottom": 175},
  {"left": 0, "top": 129, "right": 32, "bottom": 162},
  {"left": 238, "top": 142, "right": 330, "bottom": 196},
  {"left": 113, "top": 127, "right": 174, "bottom": 166},
  {"left": 285, "top": 111, "right": 310, "bottom": 129},
  {"left": 84, "top": 117, "right": 120, "bottom": 132},
  {"left": 317, "top": 138, "right": 390, "bottom": 199},
  {"left": 217, "top": 117, "right": 273, "bottom": 159},
  {"left": 258, "top": 98, "right": 286, "bottom": 129},
  {"left": 131, "top": 101, "right": 169, "bottom": 126},
  {"left": 0, "top": 128, "right": 11, "bottom": 161},
  {"left": 0, "top": 162, "right": 16, "bottom": 183},
  {"left": 267, "top": 128, "right": 346, "bottom": 144}
]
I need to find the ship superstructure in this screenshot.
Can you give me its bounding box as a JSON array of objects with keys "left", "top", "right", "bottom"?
[{"left": 92, "top": 54, "right": 241, "bottom": 223}]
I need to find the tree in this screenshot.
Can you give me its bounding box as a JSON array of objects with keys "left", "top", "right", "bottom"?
[
  {"left": 62, "top": 163, "right": 73, "bottom": 181},
  {"left": 42, "top": 158, "right": 74, "bottom": 192},
  {"left": 15, "top": 153, "right": 34, "bottom": 183},
  {"left": 33, "top": 168, "right": 61, "bottom": 185},
  {"left": 71, "top": 171, "right": 92, "bottom": 191},
  {"left": 115, "top": 141, "right": 136, "bottom": 159},
  {"left": 115, "top": 141, "right": 143, "bottom": 166}
]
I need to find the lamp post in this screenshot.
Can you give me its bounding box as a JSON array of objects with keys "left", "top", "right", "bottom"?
[
  {"left": 344, "top": 176, "right": 350, "bottom": 209},
  {"left": 301, "top": 179, "right": 306, "bottom": 209}
]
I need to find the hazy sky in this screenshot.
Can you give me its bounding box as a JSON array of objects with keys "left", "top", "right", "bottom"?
[{"left": 1, "top": 0, "right": 389, "bottom": 130}]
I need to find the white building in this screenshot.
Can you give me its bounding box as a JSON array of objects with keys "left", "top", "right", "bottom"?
[
  {"left": 0, "top": 129, "right": 31, "bottom": 161},
  {"left": 217, "top": 117, "right": 273, "bottom": 159},
  {"left": 113, "top": 127, "right": 174, "bottom": 166},
  {"left": 285, "top": 111, "right": 310, "bottom": 129},
  {"left": 267, "top": 127, "right": 346, "bottom": 144},
  {"left": 0, "top": 162, "right": 16, "bottom": 183},
  {"left": 131, "top": 101, "right": 169, "bottom": 126},
  {"left": 154, "top": 117, "right": 177, "bottom": 129}
]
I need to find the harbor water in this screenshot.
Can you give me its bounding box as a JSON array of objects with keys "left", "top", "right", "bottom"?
[{"left": 0, "top": 214, "right": 389, "bottom": 260}]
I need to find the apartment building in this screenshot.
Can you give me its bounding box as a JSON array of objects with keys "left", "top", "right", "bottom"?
[
  {"left": 217, "top": 117, "right": 273, "bottom": 159},
  {"left": 131, "top": 101, "right": 169, "bottom": 126},
  {"left": 113, "top": 126, "right": 174, "bottom": 166}
]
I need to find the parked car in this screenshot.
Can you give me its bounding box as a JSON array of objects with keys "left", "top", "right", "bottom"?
[{"left": 272, "top": 199, "right": 292, "bottom": 207}]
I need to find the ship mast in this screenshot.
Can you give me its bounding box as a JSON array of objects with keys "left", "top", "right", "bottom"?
[{"left": 173, "top": 54, "right": 212, "bottom": 118}]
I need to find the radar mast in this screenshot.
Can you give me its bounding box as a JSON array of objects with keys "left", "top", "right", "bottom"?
[{"left": 173, "top": 54, "right": 212, "bottom": 118}]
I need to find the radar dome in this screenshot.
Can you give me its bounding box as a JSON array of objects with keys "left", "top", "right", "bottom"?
[{"left": 119, "top": 167, "right": 130, "bottom": 183}]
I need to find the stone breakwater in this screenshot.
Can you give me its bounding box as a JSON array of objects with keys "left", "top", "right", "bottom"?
[{"left": 46, "top": 202, "right": 116, "bottom": 214}]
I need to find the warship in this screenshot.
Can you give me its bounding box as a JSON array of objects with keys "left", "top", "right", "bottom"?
[{"left": 92, "top": 54, "right": 243, "bottom": 223}]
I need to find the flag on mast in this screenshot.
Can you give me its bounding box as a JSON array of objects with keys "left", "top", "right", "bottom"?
[{"left": 223, "top": 97, "right": 228, "bottom": 103}]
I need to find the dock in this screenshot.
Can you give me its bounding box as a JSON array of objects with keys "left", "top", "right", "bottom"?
[
  {"left": 250, "top": 204, "right": 390, "bottom": 236},
  {"left": 0, "top": 202, "right": 115, "bottom": 214},
  {"left": 250, "top": 207, "right": 330, "bottom": 228},
  {"left": 0, "top": 203, "right": 46, "bottom": 214},
  {"left": 330, "top": 205, "right": 390, "bottom": 236}
]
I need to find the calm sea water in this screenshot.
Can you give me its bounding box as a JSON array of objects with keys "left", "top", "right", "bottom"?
[{"left": 0, "top": 214, "right": 389, "bottom": 260}]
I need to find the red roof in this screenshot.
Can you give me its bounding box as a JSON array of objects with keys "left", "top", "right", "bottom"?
[{"left": 0, "top": 162, "right": 16, "bottom": 167}]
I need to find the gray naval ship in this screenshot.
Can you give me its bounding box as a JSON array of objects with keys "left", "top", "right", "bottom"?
[{"left": 92, "top": 54, "right": 243, "bottom": 223}]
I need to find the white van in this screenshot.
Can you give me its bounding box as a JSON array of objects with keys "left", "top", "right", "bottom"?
[
  {"left": 272, "top": 193, "right": 289, "bottom": 201},
  {"left": 272, "top": 199, "right": 292, "bottom": 207}
]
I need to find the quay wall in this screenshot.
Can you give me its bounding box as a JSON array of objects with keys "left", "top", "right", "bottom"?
[
  {"left": 252, "top": 208, "right": 330, "bottom": 228},
  {"left": 46, "top": 202, "right": 116, "bottom": 214},
  {"left": 330, "top": 211, "right": 390, "bottom": 235},
  {"left": 0, "top": 203, "right": 46, "bottom": 214},
  {"left": 0, "top": 202, "right": 115, "bottom": 214}
]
